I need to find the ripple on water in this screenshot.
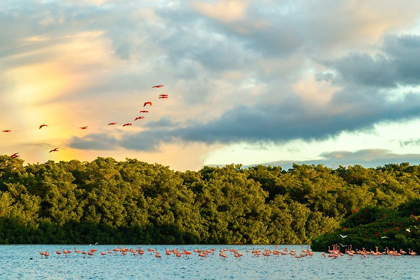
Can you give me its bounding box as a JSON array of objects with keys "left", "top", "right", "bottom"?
[{"left": 0, "top": 245, "right": 419, "bottom": 280}]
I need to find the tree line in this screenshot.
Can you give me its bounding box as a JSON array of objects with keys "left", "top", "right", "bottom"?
[{"left": 1, "top": 156, "right": 420, "bottom": 245}]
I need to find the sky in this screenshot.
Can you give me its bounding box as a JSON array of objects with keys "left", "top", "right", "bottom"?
[{"left": 2, "top": 0, "right": 420, "bottom": 171}]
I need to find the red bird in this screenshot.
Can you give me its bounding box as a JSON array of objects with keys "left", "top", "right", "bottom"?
[
  {"left": 108, "top": 122, "right": 117, "bottom": 125},
  {"left": 2, "top": 130, "right": 11, "bottom": 133},
  {"left": 80, "top": 126, "right": 88, "bottom": 130},
  {"left": 11, "top": 152, "right": 19, "bottom": 159},
  {"left": 49, "top": 148, "right": 59, "bottom": 153},
  {"left": 152, "top": 85, "right": 164, "bottom": 88},
  {"left": 123, "top": 123, "right": 132, "bottom": 127},
  {"left": 143, "top": 102, "right": 152, "bottom": 107},
  {"left": 159, "top": 94, "right": 168, "bottom": 99},
  {"left": 135, "top": 117, "right": 144, "bottom": 121},
  {"left": 139, "top": 110, "right": 149, "bottom": 113},
  {"left": 39, "top": 124, "right": 48, "bottom": 129}
]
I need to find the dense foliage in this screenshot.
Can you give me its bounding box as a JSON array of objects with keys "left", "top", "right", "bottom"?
[
  {"left": 1, "top": 157, "right": 420, "bottom": 245},
  {"left": 311, "top": 200, "right": 420, "bottom": 252}
]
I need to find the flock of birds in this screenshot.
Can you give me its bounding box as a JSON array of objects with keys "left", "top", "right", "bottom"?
[
  {"left": 323, "top": 244, "right": 417, "bottom": 258},
  {"left": 37, "top": 244, "right": 417, "bottom": 260},
  {"left": 38, "top": 246, "right": 313, "bottom": 260},
  {"left": 4, "top": 85, "right": 167, "bottom": 159}
]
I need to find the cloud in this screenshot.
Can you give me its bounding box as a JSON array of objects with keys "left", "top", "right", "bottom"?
[
  {"left": 68, "top": 133, "right": 118, "bottom": 150},
  {"left": 68, "top": 85, "right": 420, "bottom": 151},
  {"left": 192, "top": 0, "right": 250, "bottom": 23},
  {"left": 3, "top": 0, "right": 420, "bottom": 171},
  {"left": 326, "top": 35, "right": 420, "bottom": 88},
  {"left": 399, "top": 139, "right": 420, "bottom": 147},
  {"left": 242, "top": 149, "right": 420, "bottom": 170}
]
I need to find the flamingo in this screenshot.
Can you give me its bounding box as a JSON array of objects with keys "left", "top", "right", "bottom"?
[
  {"left": 123, "top": 123, "right": 132, "bottom": 127},
  {"left": 2, "top": 130, "right": 11, "bottom": 133},
  {"left": 219, "top": 253, "right": 227, "bottom": 260},
  {"left": 134, "top": 117, "right": 144, "bottom": 121},
  {"left": 139, "top": 110, "right": 149, "bottom": 113},
  {"left": 39, "top": 124, "right": 48, "bottom": 129},
  {"left": 80, "top": 126, "right": 88, "bottom": 130},
  {"left": 108, "top": 122, "right": 117, "bottom": 125},
  {"left": 152, "top": 85, "right": 164, "bottom": 88},
  {"left": 49, "top": 148, "right": 59, "bottom": 153},
  {"left": 143, "top": 102, "right": 152, "bottom": 107}
]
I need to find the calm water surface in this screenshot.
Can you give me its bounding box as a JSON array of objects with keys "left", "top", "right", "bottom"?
[{"left": 0, "top": 244, "right": 418, "bottom": 279}]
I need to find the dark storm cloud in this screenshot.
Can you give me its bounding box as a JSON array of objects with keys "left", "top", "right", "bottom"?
[
  {"left": 328, "top": 35, "right": 420, "bottom": 87},
  {"left": 68, "top": 87, "right": 420, "bottom": 151},
  {"left": 168, "top": 90, "right": 420, "bottom": 144}
]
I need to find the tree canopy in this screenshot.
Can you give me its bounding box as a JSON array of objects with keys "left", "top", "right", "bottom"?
[{"left": 0, "top": 156, "right": 420, "bottom": 245}]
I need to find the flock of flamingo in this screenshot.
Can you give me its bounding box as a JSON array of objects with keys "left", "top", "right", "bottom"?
[
  {"left": 323, "top": 244, "right": 417, "bottom": 258},
  {"left": 3, "top": 85, "right": 167, "bottom": 159},
  {"left": 37, "top": 244, "right": 417, "bottom": 260}
]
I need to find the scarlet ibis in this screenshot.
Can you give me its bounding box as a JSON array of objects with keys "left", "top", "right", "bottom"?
[
  {"left": 108, "top": 122, "right": 117, "bottom": 125},
  {"left": 143, "top": 102, "right": 152, "bottom": 107},
  {"left": 152, "top": 85, "right": 164, "bottom": 88},
  {"left": 80, "top": 126, "right": 88, "bottom": 130},
  {"left": 134, "top": 117, "right": 144, "bottom": 121},
  {"left": 39, "top": 124, "right": 48, "bottom": 129},
  {"left": 123, "top": 123, "right": 132, "bottom": 127},
  {"left": 49, "top": 148, "right": 59, "bottom": 153},
  {"left": 159, "top": 94, "right": 168, "bottom": 99},
  {"left": 2, "top": 130, "right": 11, "bottom": 133},
  {"left": 139, "top": 111, "right": 149, "bottom": 113},
  {"left": 11, "top": 153, "right": 19, "bottom": 159}
]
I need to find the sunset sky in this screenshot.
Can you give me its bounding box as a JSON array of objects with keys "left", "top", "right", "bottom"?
[{"left": 2, "top": 0, "right": 420, "bottom": 171}]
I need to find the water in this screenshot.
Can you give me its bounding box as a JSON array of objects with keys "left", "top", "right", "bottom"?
[{"left": 0, "top": 245, "right": 418, "bottom": 279}]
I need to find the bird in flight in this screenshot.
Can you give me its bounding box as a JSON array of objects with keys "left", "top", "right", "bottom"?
[
  {"left": 49, "top": 148, "right": 59, "bottom": 153},
  {"left": 152, "top": 85, "right": 164, "bottom": 88},
  {"left": 340, "top": 234, "right": 347, "bottom": 238},
  {"left": 39, "top": 124, "right": 48, "bottom": 129},
  {"left": 11, "top": 152, "right": 19, "bottom": 159},
  {"left": 134, "top": 117, "right": 144, "bottom": 121},
  {"left": 80, "top": 126, "right": 88, "bottom": 130},
  {"left": 123, "top": 123, "right": 132, "bottom": 127},
  {"left": 2, "top": 130, "right": 11, "bottom": 133},
  {"left": 143, "top": 102, "right": 152, "bottom": 107},
  {"left": 139, "top": 110, "right": 149, "bottom": 113},
  {"left": 108, "top": 122, "right": 117, "bottom": 125},
  {"left": 159, "top": 94, "right": 168, "bottom": 99}
]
